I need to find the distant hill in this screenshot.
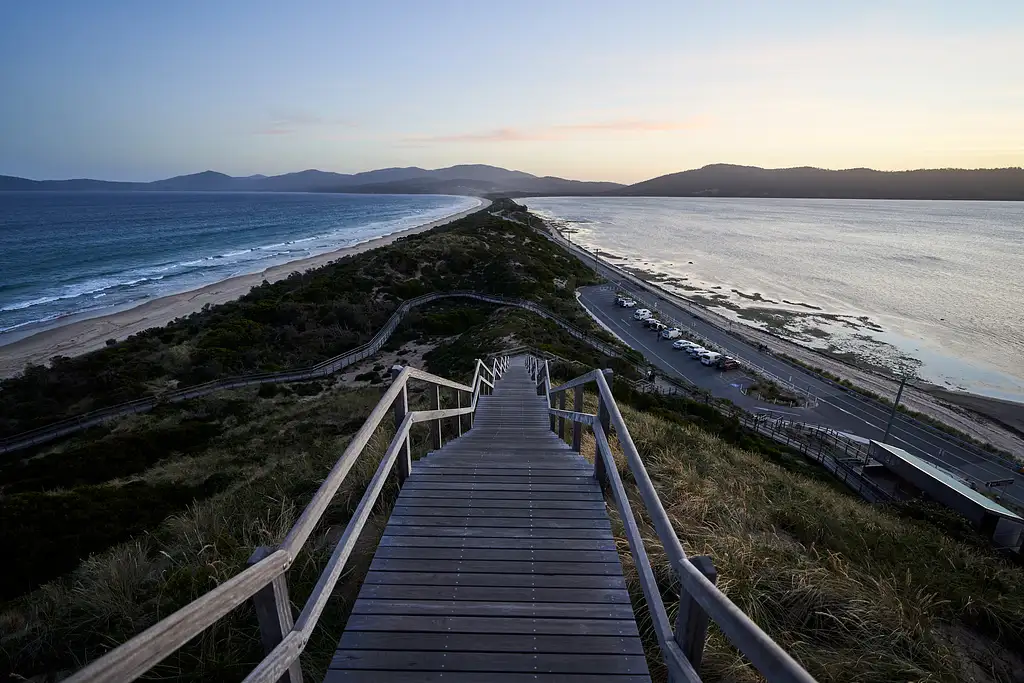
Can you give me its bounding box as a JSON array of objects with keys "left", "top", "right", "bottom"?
[
  {"left": 613, "top": 164, "right": 1024, "bottom": 200},
  {"left": 0, "top": 164, "right": 624, "bottom": 197}
]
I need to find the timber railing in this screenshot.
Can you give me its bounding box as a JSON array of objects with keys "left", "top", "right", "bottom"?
[
  {"left": 1, "top": 291, "right": 627, "bottom": 454},
  {"left": 66, "top": 355, "right": 510, "bottom": 683},
  {"left": 525, "top": 354, "right": 817, "bottom": 683}
]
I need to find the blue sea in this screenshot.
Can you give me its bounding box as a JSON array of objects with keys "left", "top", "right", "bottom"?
[{"left": 0, "top": 192, "right": 479, "bottom": 336}]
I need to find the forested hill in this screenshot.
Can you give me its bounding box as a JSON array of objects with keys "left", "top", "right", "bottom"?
[{"left": 612, "top": 164, "right": 1024, "bottom": 200}]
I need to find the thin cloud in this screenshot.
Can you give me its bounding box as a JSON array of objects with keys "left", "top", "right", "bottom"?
[
  {"left": 255, "top": 111, "right": 355, "bottom": 136},
  {"left": 555, "top": 118, "right": 708, "bottom": 132},
  {"left": 407, "top": 118, "right": 707, "bottom": 143}
]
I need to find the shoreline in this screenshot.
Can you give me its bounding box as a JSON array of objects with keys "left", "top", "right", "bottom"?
[
  {"left": 0, "top": 198, "right": 489, "bottom": 378},
  {"left": 533, "top": 215, "right": 1024, "bottom": 456}
]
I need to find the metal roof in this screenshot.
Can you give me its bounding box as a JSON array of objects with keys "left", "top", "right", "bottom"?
[{"left": 872, "top": 441, "right": 1022, "bottom": 521}]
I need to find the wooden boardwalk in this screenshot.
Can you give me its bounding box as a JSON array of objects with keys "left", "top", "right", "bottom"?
[{"left": 327, "top": 359, "right": 651, "bottom": 682}]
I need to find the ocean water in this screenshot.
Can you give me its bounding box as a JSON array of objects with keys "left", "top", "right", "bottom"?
[
  {"left": 527, "top": 197, "right": 1024, "bottom": 402},
  {"left": 0, "top": 192, "right": 479, "bottom": 337}
]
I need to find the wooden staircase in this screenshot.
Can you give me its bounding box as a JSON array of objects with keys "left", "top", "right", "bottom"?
[{"left": 326, "top": 357, "right": 651, "bottom": 681}]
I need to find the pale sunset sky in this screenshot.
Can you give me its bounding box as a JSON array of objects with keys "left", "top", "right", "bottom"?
[{"left": 1, "top": 0, "right": 1021, "bottom": 183}]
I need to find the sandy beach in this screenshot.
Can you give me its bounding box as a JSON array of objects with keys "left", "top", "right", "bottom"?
[{"left": 0, "top": 198, "right": 489, "bottom": 378}]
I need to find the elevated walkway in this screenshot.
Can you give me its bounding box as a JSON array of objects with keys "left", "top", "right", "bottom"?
[{"left": 327, "top": 358, "right": 650, "bottom": 680}]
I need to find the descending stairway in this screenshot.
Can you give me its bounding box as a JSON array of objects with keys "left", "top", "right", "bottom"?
[{"left": 326, "top": 358, "right": 651, "bottom": 681}]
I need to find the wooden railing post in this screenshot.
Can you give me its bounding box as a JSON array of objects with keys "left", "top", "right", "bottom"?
[
  {"left": 598, "top": 370, "right": 610, "bottom": 489},
  {"left": 674, "top": 555, "right": 718, "bottom": 676},
  {"left": 572, "top": 385, "right": 584, "bottom": 452},
  {"left": 247, "top": 547, "right": 302, "bottom": 683},
  {"left": 390, "top": 367, "right": 411, "bottom": 484},
  {"left": 558, "top": 391, "right": 566, "bottom": 440},
  {"left": 434, "top": 385, "right": 443, "bottom": 450},
  {"left": 457, "top": 390, "right": 463, "bottom": 437}
]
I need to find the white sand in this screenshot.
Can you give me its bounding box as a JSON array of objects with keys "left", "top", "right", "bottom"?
[{"left": 0, "top": 198, "right": 490, "bottom": 378}]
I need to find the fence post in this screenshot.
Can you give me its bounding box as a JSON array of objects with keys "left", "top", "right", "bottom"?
[
  {"left": 390, "top": 367, "right": 411, "bottom": 483},
  {"left": 434, "top": 384, "right": 443, "bottom": 450},
  {"left": 247, "top": 546, "right": 302, "bottom": 683},
  {"left": 674, "top": 555, "right": 718, "bottom": 676},
  {"left": 572, "top": 385, "right": 584, "bottom": 452},
  {"left": 457, "top": 390, "right": 463, "bottom": 437},
  {"left": 561, "top": 393, "right": 569, "bottom": 440},
  {"left": 595, "top": 371, "right": 613, "bottom": 489}
]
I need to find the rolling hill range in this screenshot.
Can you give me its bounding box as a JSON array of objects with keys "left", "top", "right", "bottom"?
[
  {"left": 611, "top": 164, "right": 1024, "bottom": 200},
  {"left": 4, "top": 163, "right": 1023, "bottom": 199},
  {"left": 0, "top": 165, "right": 623, "bottom": 196}
]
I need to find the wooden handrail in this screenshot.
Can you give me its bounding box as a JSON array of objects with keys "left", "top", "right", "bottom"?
[
  {"left": 65, "top": 356, "right": 510, "bottom": 683},
  {"left": 525, "top": 353, "right": 817, "bottom": 683}
]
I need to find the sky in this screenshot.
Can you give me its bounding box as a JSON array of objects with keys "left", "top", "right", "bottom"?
[{"left": 1, "top": 0, "right": 1022, "bottom": 184}]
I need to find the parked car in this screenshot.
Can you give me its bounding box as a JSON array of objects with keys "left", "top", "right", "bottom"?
[
  {"left": 717, "top": 356, "right": 740, "bottom": 370},
  {"left": 661, "top": 327, "right": 682, "bottom": 339},
  {"left": 644, "top": 318, "right": 663, "bottom": 328},
  {"left": 672, "top": 339, "right": 697, "bottom": 350},
  {"left": 648, "top": 321, "right": 667, "bottom": 332},
  {"left": 633, "top": 308, "right": 652, "bottom": 320},
  {"left": 621, "top": 299, "right": 636, "bottom": 307},
  {"left": 687, "top": 346, "right": 707, "bottom": 358},
  {"left": 701, "top": 352, "right": 722, "bottom": 366}
]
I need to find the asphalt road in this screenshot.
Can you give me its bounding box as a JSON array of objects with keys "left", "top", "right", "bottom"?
[{"left": 576, "top": 279, "right": 1024, "bottom": 507}]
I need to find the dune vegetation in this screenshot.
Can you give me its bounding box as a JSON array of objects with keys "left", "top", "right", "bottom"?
[{"left": 2, "top": 205, "right": 1022, "bottom": 682}]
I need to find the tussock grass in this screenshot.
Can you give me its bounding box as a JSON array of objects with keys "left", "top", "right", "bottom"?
[
  {"left": 0, "top": 378, "right": 446, "bottom": 681},
  {"left": 603, "top": 400, "right": 1024, "bottom": 683}
]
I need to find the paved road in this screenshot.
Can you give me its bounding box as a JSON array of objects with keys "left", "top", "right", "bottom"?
[{"left": 575, "top": 276, "right": 1024, "bottom": 508}]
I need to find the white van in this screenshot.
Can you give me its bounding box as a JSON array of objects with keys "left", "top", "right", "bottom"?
[
  {"left": 701, "top": 352, "right": 722, "bottom": 366},
  {"left": 633, "top": 308, "right": 652, "bottom": 320}
]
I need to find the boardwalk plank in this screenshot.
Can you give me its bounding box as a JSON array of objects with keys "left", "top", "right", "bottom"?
[
  {"left": 326, "top": 671, "right": 650, "bottom": 682},
  {"left": 369, "top": 558, "right": 624, "bottom": 576},
  {"left": 372, "top": 546, "right": 620, "bottom": 563},
  {"left": 385, "top": 515, "right": 611, "bottom": 529},
  {"left": 330, "top": 650, "right": 648, "bottom": 674},
  {"left": 377, "top": 535, "right": 615, "bottom": 551},
  {"left": 350, "top": 599, "right": 635, "bottom": 619},
  {"left": 361, "top": 571, "right": 627, "bottom": 589},
  {"left": 337, "top": 631, "right": 643, "bottom": 654},
  {"left": 356, "top": 584, "right": 631, "bottom": 604}
]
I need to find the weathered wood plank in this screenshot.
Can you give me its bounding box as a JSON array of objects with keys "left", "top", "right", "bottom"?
[
  {"left": 368, "top": 559, "right": 625, "bottom": 576},
  {"left": 401, "top": 482, "right": 597, "bottom": 493},
  {"left": 355, "top": 584, "right": 630, "bottom": 604},
  {"left": 409, "top": 474, "right": 594, "bottom": 485},
  {"left": 392, "top": 498, "right": 606, "bottom": 510},
  {"left": 384, "top": 516, "right": 611, "bottom": 529},
  {"left": 337, "top": 631, "right": 644, "bottom": 654},
  {"left": 390, "top": 505, "right": 607, "bottom": 519},
  {"left": 377, "top": 535, "right": 616, "bottom": 551},
  {"left": 361, "top": 571, "right": 627, "bottom": 590},
  {"left": 380, "top": 525, "right": 612, "bottom": 539},
  {"left": 330, "top": 650, "right": 649, "bottom": 674},
  {"left": 341, "top": 614, "right": 641, "bottom": 636},
  {"left": 397, "top": 489, "right": 602, "bottom": 501},
  {"left": 325, "top": 670, "right": 651, "bottom": 682},
  {"left": 372, "top": 546, "right": 621, "bottom": 563}
]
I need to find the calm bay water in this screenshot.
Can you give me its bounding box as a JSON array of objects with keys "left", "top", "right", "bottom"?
[
  {"left": 528, "top": 197, "right": 1024, "bottom": 402},
  {"left": 0, "top": 192, "right": 478, "bottom": 336}
]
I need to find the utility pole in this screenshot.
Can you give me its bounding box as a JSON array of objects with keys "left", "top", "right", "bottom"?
[{"left": 882, "top": 373, "right": 910, "bottom": 444}]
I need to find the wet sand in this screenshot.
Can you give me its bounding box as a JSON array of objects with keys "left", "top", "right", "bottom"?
[{"left": 0, "top": 199, "right": 489, "bottom": 378}]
